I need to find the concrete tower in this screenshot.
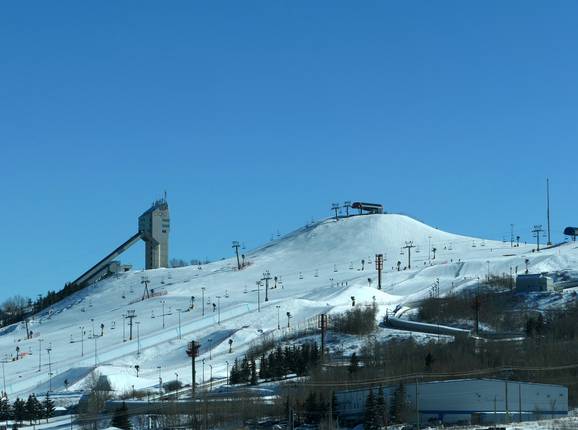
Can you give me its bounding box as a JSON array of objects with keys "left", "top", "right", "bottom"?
[{"left": 138, "top": 197, "right": 170, "bottom": 269}]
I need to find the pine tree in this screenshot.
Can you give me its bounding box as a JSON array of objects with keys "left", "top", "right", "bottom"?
[
  {"left": 364, "top": 389, "right": 377, "bottom": 430},
  {"left": 250, "top": 358, "right": 258, "bottom": 385},
  {"left": 0, "top": 397, "right": 11, "bottom": 423},
  {"left": 376, "top": 386, "right": 388, "bottom": 428},
  {"left": 304, "top": 392, "right": 318, "bottom": 424},
  {"left": 391, "top": 383, "right": 406, "bottom": 424},
  {"left": 240, "top": 356, "right": 250, "bottom": 383},
  {"left": 110, "top": 402, "right": 132, "bottom": 430},
  {"left": 258, "top": 354, "right": 269, "bottom": 380},
  {"left": 43, "top": 393, "right": 55, "bottom": 423},
  {"left": 12, "top": 398, "right": 26, "bottom": 425},
  {"left": 230, "top": 358, "right": 240, "bottom": 385}
]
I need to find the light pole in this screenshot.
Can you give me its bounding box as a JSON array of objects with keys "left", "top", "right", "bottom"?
[
  {"left": 286, "top": 312, "right": 292, "bottom": 328},
  {"left": 209, "top": 364, "right": 213, "bottom": 391},
  {"left": 91, "top": 318, "right": 95, "bottom": 338},
  {"left": 428, "top": 236, "right": 432, "bottom": 262},
  {"left": 226, "top": 361, "right": 230, "bottom": 385},
  {"left": 94, "top": 336, "right": 98, "bottom": 367},
  {"left": 202, "top": 359, "right": 205, "bottom": 386},
  {"left": 486, "top": 260, "right": 490, "bottom": 280},
  {"left": 201, "top": 287, "right": 206, "bottom": 316},
  {"left": 175, "top": 372, "right": 179, "bottom": 400},
  {"left": 38, "top": 339, "right": 43, "bottom": 371},
  {"left": 47, "top": 345, "right": 52, "bottom": 392},
  {"left": 161, "top": 300, "right": 166, "bottom": 329},
  {"left": 136, "top": 321, "right": 141, "bottom": 356},
  {"left": 80, "top": 326, "right": 84, "bottom": 356},
  {"left": 157, "top": 366, "right": 162, "bottom": 397},
  {"left": 208, "top": 338, "right": 212, "bottom": 360},
  {"left": 216, "top": 296, "right": 221, "bottom": 325},
  {"left": 2, "top": 359, "right": 6, "bottom": 395},
  {"left": 122, "top": 314, "right": 126, "bottom": 342},
  {"left": 276, "top": 306, "right": 281, "bottom": 330},
  {"left": 177, "top": 309, "right": 183, "bottom": 339},
  {"left": 256, "top": 281, "right": 261, "bottom": 312}
]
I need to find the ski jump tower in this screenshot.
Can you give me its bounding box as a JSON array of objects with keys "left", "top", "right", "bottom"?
[
  {"left": 70, "top": 198, "right": 170, "bottom": 288},
  {"left": 138, "top": 197, "right": 170, "bottom": 269}
]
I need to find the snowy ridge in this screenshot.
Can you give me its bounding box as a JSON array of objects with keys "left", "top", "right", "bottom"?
[{"left": 1, "top": 214, "right": 577, "bottom": 399}]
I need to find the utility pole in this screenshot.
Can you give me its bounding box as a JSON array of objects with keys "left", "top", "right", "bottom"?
[
  {"left": 532, "top": 225, "right": 544, "bottom": 252},
  {"left": 331, "top": 203, "right": 340, "bottom": 221},
  {"left": 375, "top": 254, "right": 383, "bottom": 290},
  {"left": 47, "top": 345, "right": 52, "bottom": 392},
  {"left": 276, "top": 305, "right": 281, "bottom": 329},
  {"left": 343, "top": 201, "right": 351, "bottom": 217},
  {"left": 232, "top": 241, "right": 241, "bottom": 270},
  {"left": 546, "top": 178, "right": 552, "bottom": 246},
  {"left": 189, "top": 341, "right": 199, "bottom": 398},
  {"left": 201, "top": 287, "right": 206, "bottom": 316},
  {"left": 403, "top": 241, "right": 416, "bottom": 269},
  {"left": 510, "top": 224, "right": 515, "bottom": 248},
  {"left": 38, "top": 338, "right": 43, "bottom": 371},
  {"left": 262, "top": 271, "right": 272, "bottom": 302},
  {"left": 126, "top": 310, "right": 136, "bottom": 341},
  {"left": 319, "top": 314, "right": 328, "bottom": 360}
]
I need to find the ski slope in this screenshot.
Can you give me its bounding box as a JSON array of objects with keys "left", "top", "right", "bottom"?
[{"left": 2, "top": 214, "right": 577, "bottom": 399}]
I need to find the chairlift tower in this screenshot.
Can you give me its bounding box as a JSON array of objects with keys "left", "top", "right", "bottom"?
[
  {"left": 532, "top": 225, "right": 544, "bottom": 252},
  {"left": 331, "top": 203, "right": 340, "bottom": 221},
  {"left": 403, "top": 241, "right": 416, "bottom": 269}
]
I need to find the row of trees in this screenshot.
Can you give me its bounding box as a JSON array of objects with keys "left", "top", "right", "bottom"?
[
  {"left": 231, "top": 342, "right": 322, "bottom": 384},
  {"left": 0, "top": 394, "right": 55, "bottom": 426},
  {"left": 332, "top": 304, "right": 377, "bottom": 335}
]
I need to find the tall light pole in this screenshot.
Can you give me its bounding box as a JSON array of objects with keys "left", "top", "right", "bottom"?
[
  {"left": 157, "top": 366, "right": 162, "bottom": 397},
  {"left": 202, "top": 359, "right": 205, "bottom": 386},
  {"left": 208, "top": 338, "right": 212, "bottom": 360},
  {"left": 428, "top": 236, "right": 432, "bottom": 261},
  {"left": 80, "top": 326, "right": 84, "bottom": 356},
  {"left": 226, "top": 361, "right": 230, "bottom": 385},
  {"left": 38, "top": 339, "right": 43, "bottom": 371},
  {"left": 276, "top": 306, "right": 281, "bottom": 330},
  {"left": 209, "top": 364, "right": 213, "bottom": 391},
  {"left": 90, "top": 318, "right": 95, "bottom": 338},
  {"left": 136, "top": 321, "right": 141, "bottom": 356},
  {"left": 177, "top": 309, "right": 183, "bottom": 339},
  {"left": 94, "top": 336, "right": 98, "bottom": 367},
  {"left": 216, "top": 296, "right": 221, "bottom": 325},
  {"left": 201, "top": 287, "right": 206, "bottom": 316},
  {"left": 175, "top": 372, "right": 179, "bottom": 400},
  {"left": 256, "top": 281, "right": 261, "bottom": 312},
  {"left": 122, "top": 313, "right": 126, "bottom": 342},
  {"left": 2, "top": 358, "right": 7, "bottom": 395},
  {"left": 161, "top": 300, "right": 166, "bottom": 329},
  {"left": 547, "top": 178, "right": 552, "bottom": 246},
  {"left": 47, "top": 345, "right": 52, "bottom": 392}
]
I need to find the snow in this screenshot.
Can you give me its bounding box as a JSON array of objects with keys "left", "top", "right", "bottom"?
[{"left": 1, "top": 214, "right": 577, "bottom": 403}]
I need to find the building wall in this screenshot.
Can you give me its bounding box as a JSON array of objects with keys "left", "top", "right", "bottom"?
[
  {"left": 335, "top": 379, "right": 567, "bottom": 425},
  {"left": 138, "top": 200, "right": 170, "bottom": 269}
]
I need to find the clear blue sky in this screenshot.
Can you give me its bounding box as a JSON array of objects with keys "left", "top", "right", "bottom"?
[{"left": 1, "top": 1, "right": 577, "bottom": 302}]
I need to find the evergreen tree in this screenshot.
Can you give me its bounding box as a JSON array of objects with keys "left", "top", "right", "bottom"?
[
  {"left": 12, "top": 398, "right": 26, "bottom": 425},
  {"left": 258, "top": 354, "right": 269, "bottom": 380},
  {"left": 230, "top": 358, "right": 240, "bottom": 385},
  {"left": 375, "top": 386, "right": 388, "bottom": 428},
  {"left": 110, "top": 402, "right": 132, "bottom": 430},
  {"left": 250, "top": 358, "right": 258, "bottom": 385},
  {"left": 363, "top": 390, "right": 377, "bottom": 430},
  {"left": 43, "top": 393, "right": 55, "bottom": 423},
  {"left": 0, "top": 397, "right": 11, "bottom": 424},
  {"left": 348, "top": 352, "right": 359, "bottom": 374},
  {"left": 240, "top": 356, "right": 250, "bottom": 383}
]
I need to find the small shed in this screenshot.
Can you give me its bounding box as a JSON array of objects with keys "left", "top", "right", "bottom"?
[{"left": 515, "top": 274, "right": 554, "bottom": 293}]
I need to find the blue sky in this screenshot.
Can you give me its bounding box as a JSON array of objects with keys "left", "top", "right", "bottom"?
[{"left": 1, "top": 1, "right": 577, "bottom": 301}]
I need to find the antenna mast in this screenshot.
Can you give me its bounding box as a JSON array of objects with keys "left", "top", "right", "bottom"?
[{"left": 546, "top": 178, "right": 552, "bottom": 245}]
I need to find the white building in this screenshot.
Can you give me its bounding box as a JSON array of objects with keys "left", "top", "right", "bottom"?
[{"left": 335, "top": 378, "right": 567, "bottom": 426}]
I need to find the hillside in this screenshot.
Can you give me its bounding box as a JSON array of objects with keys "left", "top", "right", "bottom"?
[{"left": 2, "top": 213, "right": 577, "bottom": 399}]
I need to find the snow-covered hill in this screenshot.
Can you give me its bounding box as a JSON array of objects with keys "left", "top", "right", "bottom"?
[{"left": 2, "top": 214, "right": 577, "bottom": 399}]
